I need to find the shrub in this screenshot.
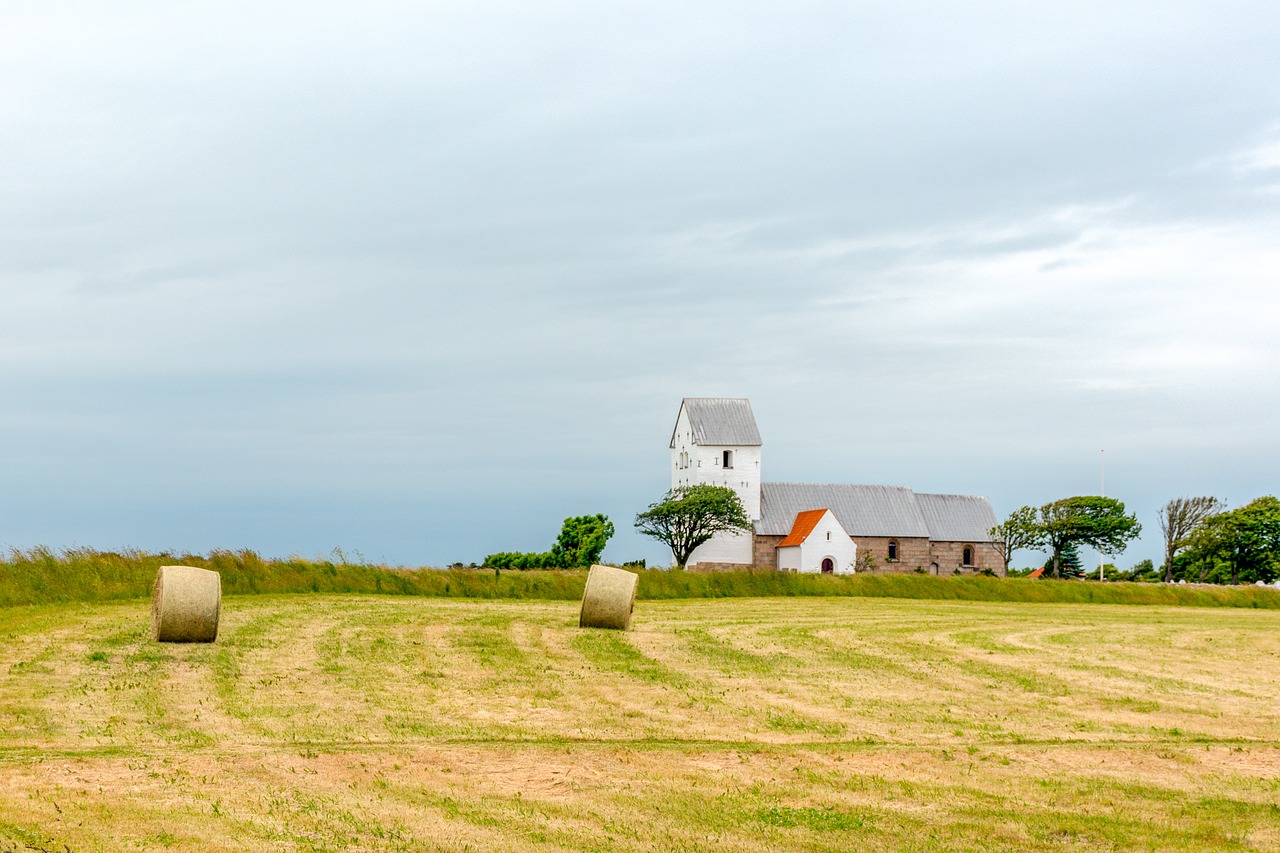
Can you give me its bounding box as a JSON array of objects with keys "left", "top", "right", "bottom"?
[{"left": 483, "top": 514, "right": 614, "bottom": 569}]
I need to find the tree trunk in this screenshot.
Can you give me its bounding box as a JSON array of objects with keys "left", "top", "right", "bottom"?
[{"left": 1052, "top": 547, "right": 1062, "bottom": 579}]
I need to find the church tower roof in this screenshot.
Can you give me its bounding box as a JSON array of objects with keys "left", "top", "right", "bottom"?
[{"left": 670, "top": 397, "right": 762, "bottom": 448}]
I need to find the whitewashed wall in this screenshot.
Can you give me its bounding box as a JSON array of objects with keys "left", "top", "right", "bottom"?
[
  {"left": 783, "top": 511, "right": 858, "bottom": 575},
  {"left": 670, "top": 409, "right": 762, "bottom": 519},
  {"left": 685, "top": 529, "right": 754, "bottom": 566},
  {"left": 670, "top": 404, "right": 762, "bottom": 568}
]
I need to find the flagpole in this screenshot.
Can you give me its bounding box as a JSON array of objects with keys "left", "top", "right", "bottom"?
[{"left": 1099, "top": 449, "right": 1105, "bottom": 582}]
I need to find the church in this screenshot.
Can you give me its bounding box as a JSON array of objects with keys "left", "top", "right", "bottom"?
[{"left": 670, "top": 397, "right": 1004, "bottom": 575}]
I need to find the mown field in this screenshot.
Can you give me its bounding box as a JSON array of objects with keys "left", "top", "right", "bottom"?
[{"left": 1, "top": 596, "right": 1278, "bottom": 851}]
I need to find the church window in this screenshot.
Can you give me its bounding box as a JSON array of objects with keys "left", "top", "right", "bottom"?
[
  {"left": 963, "top": 546, "right": 974, "bottom": 566},
  {"left": 723, "top": 450, "right": 734, "bottom": 469},
  {"left": 888, "top": 540, "right": 899, "bottom": 562}
]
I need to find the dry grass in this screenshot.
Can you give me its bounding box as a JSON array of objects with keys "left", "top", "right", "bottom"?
[{"left": 0, "top": 597, "right": 1277, "bottom": 851}]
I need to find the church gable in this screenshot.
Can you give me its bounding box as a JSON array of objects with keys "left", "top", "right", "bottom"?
[
  {"left": 777, "top": 509, "right": 829, "bottom": 547},
  {"left": 776, "top": 508, "right": 857, "bottom": 574}
]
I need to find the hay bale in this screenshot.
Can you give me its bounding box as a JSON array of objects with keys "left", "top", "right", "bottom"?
[
  {"left": 151, "top": 565, "right": 221, "bottom": 643},
  {"left": 579, "top": 564, "right": 638, "bottom": 630}
]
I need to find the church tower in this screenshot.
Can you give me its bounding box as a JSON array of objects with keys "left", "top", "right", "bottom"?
[{"left": 669, "top": 397, "right": 761, "bottom": 566}]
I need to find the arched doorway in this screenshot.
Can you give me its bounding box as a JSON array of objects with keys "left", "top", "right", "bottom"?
[
  {"left": 821, "top": 557, "right": 834, "bottom": 574},
  {"left": 930, "top": 562, "right": 939, "bottom": 576}
]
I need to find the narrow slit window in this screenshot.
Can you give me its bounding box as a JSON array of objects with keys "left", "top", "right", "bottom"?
[
  {"left": 722, "top": 450, "right": 733, "bottom": 469},
  {"left": 888, "top": 541, "right": 898, "bottom": 561}
]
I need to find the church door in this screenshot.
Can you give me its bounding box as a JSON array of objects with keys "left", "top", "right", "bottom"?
[{"left": 821, "top": 558, "right": 834, "bottom": 574}]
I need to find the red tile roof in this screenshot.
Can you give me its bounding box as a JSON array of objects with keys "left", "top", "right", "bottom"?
[
  {"left": 778, "top": 509, "right": 830, "bottom": 547},
  {"left": 1028, "top": 567, "right": 1045, "bottom": 578}
]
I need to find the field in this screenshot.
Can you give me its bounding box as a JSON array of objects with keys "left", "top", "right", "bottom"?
[{"left": 1, "top": 595, "right": 1278, "bottom": 851}]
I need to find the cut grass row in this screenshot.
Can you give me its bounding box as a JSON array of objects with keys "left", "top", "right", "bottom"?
[
  {"left": 2, "top": 546, "right": 1278, "bottom": 609},
  {"left": 2, "top": 596, "right": 1278, "bottom": 850}
]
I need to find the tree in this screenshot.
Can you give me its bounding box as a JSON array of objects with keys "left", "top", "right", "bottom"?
[
  {"left": 551, "top": 514, "right": 615, "bottom": 567},
  {"left": 634, "top": 485, "right": 753, "bottom": 569},
  {"left": 1197, "top": 497, "right": 1280, "bottom": 585},
  {"left": 1158, "top": 497, "right": 1222, "bottom": 583},
  {"left": 989, "top": 506, "right": 1044, "bottom": 574},
  {"left": 1037, "top": 496, "right": 1141, "bottom": 579},
  {"left": 484, "top": 513, "right": 614, "bottom": 569},
  {"left": 1043, "top": 543, "right": 1084, "bottom": 577}
]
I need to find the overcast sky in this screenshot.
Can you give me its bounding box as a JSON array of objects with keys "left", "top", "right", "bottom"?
[{"left": 3, "top": 2, "right": 1278, "bottom": 568}]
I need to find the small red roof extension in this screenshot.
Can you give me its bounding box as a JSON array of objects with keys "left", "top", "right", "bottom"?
[
  {"left": 1028, "top": 567, "right": 1045, "bottom": 578},
  {"left": 778, "top": 509, "right": 830, "bottom": 547}
]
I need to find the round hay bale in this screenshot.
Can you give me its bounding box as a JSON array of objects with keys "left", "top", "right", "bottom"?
[
  {"left": 151, "top": 565, "right": 221, "bottom": 643},
  {"left": 579, "top": 564, "right": 638, "bottom": 630}
]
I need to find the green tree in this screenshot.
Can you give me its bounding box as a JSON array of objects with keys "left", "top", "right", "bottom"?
[
  {"left": 551, "top": 514, "right": 615, "bottom": 567},
  {"left": 1037, "top": 496, "right": 1141, "bottom": 579},
  {"left": 1158, "top": 496, "right": 1222, "bottom": 583},
  {"left": 1043, "top": 543, "right": 1083, "bottom": 577},
  {"left": 634, "top": 485, "right": 753, "bottom": 569},
  {"left": 483, "top": 513, "right": 614, "bottom": 569},
  {"left": 989, "top": 505, "right": 1044, "bottom": 574},
  {"left": 1197, "top": 497, "right": 1280, "bottom": 585}
]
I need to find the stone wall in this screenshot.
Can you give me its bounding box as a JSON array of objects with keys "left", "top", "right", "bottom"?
[
  {"left": 740, "top": 534, "right": 1005, "bottom": 576},
  {"left": 686, "top": 561, "right": 763, "bottom": 573},
  {"left": 929, "top": 541, "right": 1005, "bottom": 576},
  {"left": 851, "top": 536, "right": 932, "bottom": 573},
  {"left": 752, "top": 534, "right": 785, "bottom": 568}
]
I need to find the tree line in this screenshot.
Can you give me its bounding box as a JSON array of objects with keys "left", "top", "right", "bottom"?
[{"left": 992, "top": 495, "right": 1280, "bottom": 584}]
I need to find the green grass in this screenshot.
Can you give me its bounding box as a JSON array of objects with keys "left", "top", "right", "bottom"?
[{"left": 2, "top": 547, "right": 1279, "bottom": 610}]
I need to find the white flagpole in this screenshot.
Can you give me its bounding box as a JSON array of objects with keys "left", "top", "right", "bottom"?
[{"left": 1099, "top": 449, "right": 1105, "bottom": 582}]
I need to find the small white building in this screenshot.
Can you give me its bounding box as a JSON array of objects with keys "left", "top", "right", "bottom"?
[{"left": 776, "top": 509, "right": 857, "bottom": 575}]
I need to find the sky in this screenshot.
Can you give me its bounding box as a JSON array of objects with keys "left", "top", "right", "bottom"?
[{"left": 2, "top": 1, "right": 1278, "bottom": 569}]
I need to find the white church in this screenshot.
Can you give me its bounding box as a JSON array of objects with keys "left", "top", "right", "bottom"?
[{"left": 670, "top": 397, "right": 1004, "bottom": 575}]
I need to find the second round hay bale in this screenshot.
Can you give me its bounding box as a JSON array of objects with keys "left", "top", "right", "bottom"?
[
  {"left": 151, "top": 565, "right": 222, "bottom": 643},
  {"left": 579, "top": 564, "right": 638, "bottom": 630}
]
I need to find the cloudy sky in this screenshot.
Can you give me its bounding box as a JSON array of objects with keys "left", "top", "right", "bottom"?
[{"left": 3, "top": 2, "right": 1278, "bottom": 568}]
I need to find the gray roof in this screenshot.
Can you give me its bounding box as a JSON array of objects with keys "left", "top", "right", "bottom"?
[
  {"left": 914, "top": 493, "right": 999, "bottom": 542},
  {"left": 757, "top": 483, "right": 998, "bottom": 542},
  {"left": 758, "top": 483, "right": 930, "bottom": 538},
  {"left": 671, "top": 397, "right": 761, "bottom": 448}
]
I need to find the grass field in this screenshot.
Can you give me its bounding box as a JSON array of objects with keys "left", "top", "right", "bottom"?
[{"left": 1, "top": 595, "right": 1278, "bottom": 851}]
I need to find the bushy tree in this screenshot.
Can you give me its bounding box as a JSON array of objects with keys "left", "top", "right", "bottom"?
[
  {"left": 989, "top": 505, "right": 1044, "bottom": 574},
  {"left": 483, "top": 514, "right": 615, "bottom": 569},
  {"left": 1190, "top": 497, "right": 1280, "bottom": 585},
  {"left": 1037, "top": 496, "right": 1141, "bottom": 579},
  {"left": 634, "top": 485, "right": 753, "bottom": 569},
  {"left": 551, "top": 514, "right": 615, "bottom": 567}
]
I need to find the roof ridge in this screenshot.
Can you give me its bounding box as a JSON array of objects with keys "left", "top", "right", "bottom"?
[{"left": 765, "top": 481, "right": 915, "bottom": 490}]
